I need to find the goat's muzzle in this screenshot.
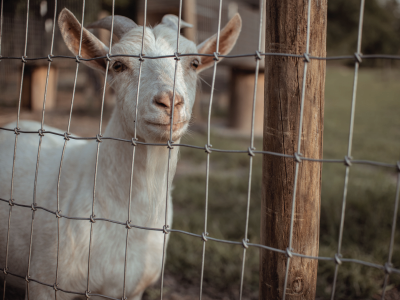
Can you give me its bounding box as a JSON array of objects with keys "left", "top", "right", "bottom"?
[{"left": 154, "top": 91, "right": 184, "bottom": 114}]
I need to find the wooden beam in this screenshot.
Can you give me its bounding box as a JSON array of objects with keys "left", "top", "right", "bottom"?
[
  {"left": 183, "top": 0, "right": 197, "bottom": 43},
  {"left": 260, "top": 0, "right": 327, "bottom": 299},
  {"left": 230, "top": 69, "right": 264, "bottom": 135},
  {"left": 31, "top": 66, "right": 58, "bottom": 112}
]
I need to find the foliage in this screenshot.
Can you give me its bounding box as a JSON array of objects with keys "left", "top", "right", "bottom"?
[{"left": 327, "top": 0, "right": 400, "bottom": 57}]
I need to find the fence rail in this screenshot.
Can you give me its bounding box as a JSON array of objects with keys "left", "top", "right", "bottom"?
[{"left": 1, "top": 0, "right": 400, "bottom": 299}]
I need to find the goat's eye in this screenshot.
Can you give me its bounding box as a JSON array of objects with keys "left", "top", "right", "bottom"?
[
  {"left": 191, "top": 59, "right": 200, "bottom": 70},
  {"left": 113, "top": 61, "right": 126, "bottom": 72}
]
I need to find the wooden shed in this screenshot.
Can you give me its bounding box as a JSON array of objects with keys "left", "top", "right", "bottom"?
[{"left": 0, "top": 0, "right": 100, "bottom": 111}]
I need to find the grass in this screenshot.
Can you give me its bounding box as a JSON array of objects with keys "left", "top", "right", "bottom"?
[
  {"left": 146, "top": 65, "right": 400, "bottom": 299},
  {"left": 318, "top": 65, "right": 400, "bottom": 298}
]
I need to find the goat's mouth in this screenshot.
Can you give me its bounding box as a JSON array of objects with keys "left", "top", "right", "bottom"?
[{"left": 146, "top": 120, "right": 188, "bottom": 131}]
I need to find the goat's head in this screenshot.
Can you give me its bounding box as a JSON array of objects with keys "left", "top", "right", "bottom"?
[{"left": 58, "top": 8, "right": 241, "bottom": 142}]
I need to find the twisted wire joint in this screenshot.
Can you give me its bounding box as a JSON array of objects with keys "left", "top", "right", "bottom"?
[
  {"left": 64, "top": 132, "right": 70, "bottom": 141},
  {"left": 89, "top": 215, "right": 96, "bottom": 223},
  {"left": 303, "top": 53, "right": 310, "bottom": 63},
  {"left": 38, "top": 129, "right": 45, "bottom": 136},
  {"left": 285, "top": 247, "right": 293, "bottom": 258},
  {"left": 384, "top": 262, "right": 393, "bottom": 274},
  {"left": 248, "top": 147, "right": 255, "bottom": 157},
  {"left": 344, "top": 156, "right": 352, "bottom": 167},
  {"left": 126, "top": 220, "right": 132, "bottom": 229},
  {"left": 334, "top": 253, "right": 342, "bottom": 265},
  {"left": 204, "top": 144, "right": 212, "bottom": 154},
  {"left": 139, "top": 53, "right": 144, "bottom": 62},
  {"left": 354, "top": 52, "right": 362, "bottom": 64},
  {"left": 294, "top": 152, "right": 302, "bottom": 163},
  {"left": 163, "top": 225, "right": 169, "bottom": 234}
]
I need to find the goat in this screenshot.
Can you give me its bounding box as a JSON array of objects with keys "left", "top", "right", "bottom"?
[{"left": 0, "top": 8, "right": 241, "bottom": 300}]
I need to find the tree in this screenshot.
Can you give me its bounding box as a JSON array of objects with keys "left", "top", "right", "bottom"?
[{"left": 327, "top": 0, "right": 400, "bottom": 58}]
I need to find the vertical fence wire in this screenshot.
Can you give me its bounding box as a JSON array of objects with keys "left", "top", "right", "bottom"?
[
  {"left": 0, "top": 0, "right": 3, "bottom": 55},
  {"left": 25, "top": 0, "right": 58, "bottom": 297},
  {"left": 85, "top": 0, "right": 115, "bottom": 297},
  {"left": 381, "top": 171, "right": 400, "bottom": 299},
  {"left": 238, "top": 0, "right": 265, "bottom": 299},
  {"left": 55, "top": 0, "right": 87, "bottom": 299},
  {"left": 8, "top": 0, "right": 30, "bottom": 296},
  {"left": 0, "top": 0, "right": 7, "bottom": 299},
  {"left": 0, "top": 0, "right": 3, "bottom": 297},
  {"left": 3, "top": 5, "right": 31, "bottom": 278},
  {"left": 121, "top": 1, "right": 147, "bottom": 299},
  {"left": 159, "top": 1, "right": 184, "bottom": 298},
  {"left": 330, "top": 1, "right": 365, "bottom": 299},
  {"left": 198, "top": 1, "right": 223, "bottom": 299},
  {"left": 281, "top": 0, "right": 312, "bottom": 299},
  {"left": 49, "top": 2, "right": 59, "bottom": 299}
]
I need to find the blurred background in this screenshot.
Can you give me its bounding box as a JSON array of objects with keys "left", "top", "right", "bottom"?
[{"left": 1, "top": 0, "right": 400, "bottom": 299}]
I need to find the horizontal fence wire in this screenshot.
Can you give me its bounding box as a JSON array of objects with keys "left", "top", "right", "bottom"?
[
  {"left": 1, "top": 0, "right": 400, "bottom": 299},
  {"left": 0, "top": 127, "right": 398, "bottom": 169},
  {"left": 1, "top": 52, "right": 400, "bottom": 61},
  {"left": 1, "top": 194, "right": 400, "bottom": 273}
]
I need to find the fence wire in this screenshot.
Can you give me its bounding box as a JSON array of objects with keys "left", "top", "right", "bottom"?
[{"left": 0, "top": 0, "right": 400, "bottom": 300}]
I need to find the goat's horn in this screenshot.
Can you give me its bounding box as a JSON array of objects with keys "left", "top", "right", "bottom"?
[
  {"left": 161, "top": 14, "right": 193, "bottom": 31},
  {"left": 87, "top": 16, "right": 137, "bottom": 39}
]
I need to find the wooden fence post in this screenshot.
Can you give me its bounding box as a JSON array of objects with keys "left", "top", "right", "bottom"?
[{"left": 260, "top": 1, "right": 327, "bottom": 299}]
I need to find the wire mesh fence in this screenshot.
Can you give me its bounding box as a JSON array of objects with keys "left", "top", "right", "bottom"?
[{"left": 0, "top": 0, "right": 399, "bottom": 299}]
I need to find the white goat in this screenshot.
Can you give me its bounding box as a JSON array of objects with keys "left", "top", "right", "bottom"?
[{"left": 0, "top": 8, "right": 241, "bottom": 300}]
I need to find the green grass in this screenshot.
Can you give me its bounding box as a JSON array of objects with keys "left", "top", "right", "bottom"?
[
  {"left": 318, "top": 65, "right": 400, "bottom": 298},
  {"left": 160, "top": 66, "right": 400, "bottom": 299}
]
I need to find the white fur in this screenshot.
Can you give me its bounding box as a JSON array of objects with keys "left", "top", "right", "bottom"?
[{"left": 0, "top": 10, "right": 241, "bottom": 300}]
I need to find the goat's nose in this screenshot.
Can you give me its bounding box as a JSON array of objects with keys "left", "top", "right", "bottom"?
[{"left": 154, "top": 91, "right": 183, "bottom": 109}]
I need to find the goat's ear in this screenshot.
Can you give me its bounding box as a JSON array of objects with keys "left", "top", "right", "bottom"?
[
  {"left": 196, "top": 13, "right": 242, "bottom": 73},
  {"left": 58, "top": 8, "right": 109, "bottom": 73}
]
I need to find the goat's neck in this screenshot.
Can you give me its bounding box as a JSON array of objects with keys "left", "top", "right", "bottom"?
[{"left": 97, "top": 110, "right": 179, "bottom": 216}]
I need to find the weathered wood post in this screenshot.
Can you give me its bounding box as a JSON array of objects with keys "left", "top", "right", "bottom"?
[{"left": 260, "top": 0, "right": 327, "bottom": 299}]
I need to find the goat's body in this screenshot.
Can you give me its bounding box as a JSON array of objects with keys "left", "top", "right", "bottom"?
[
  {"left": 0, "top": 8, "right": 241, "bottom": 299},
  {"left": 0, "top": 116, "right": 173, "bottom": 299}
]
